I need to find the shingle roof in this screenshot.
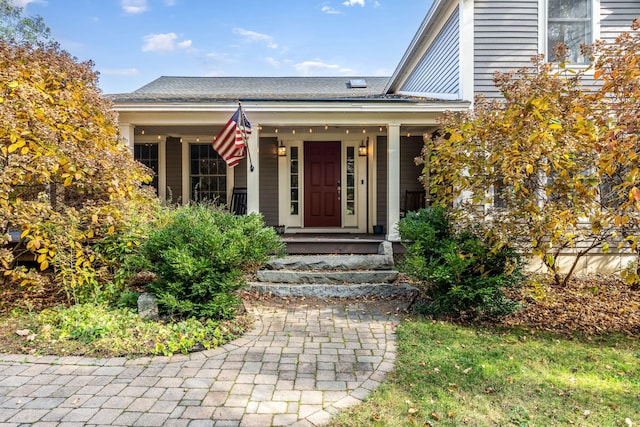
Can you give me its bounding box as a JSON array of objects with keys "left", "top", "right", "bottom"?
[{"left": 109, "top": 76, "right": 393, "bottom": 102}]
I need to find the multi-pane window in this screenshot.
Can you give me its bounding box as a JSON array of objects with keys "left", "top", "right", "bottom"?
[
  {"left": 290, "top": 147, "right": 299, "bottom": 215},
  {"left": 134, "top": 143, "right": 159, "bottom": 193},
  {"left": 547, "top": 0, "right": 592, "bottom": 63},
  {"left": 190, "top": 144, "right": 227, "bottom": 203},
  {"left": 346, "top": 147, "right": 355, "bottom": 215}
]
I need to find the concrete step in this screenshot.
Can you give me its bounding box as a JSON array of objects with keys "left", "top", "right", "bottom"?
[
  {"left": 246, "top": 282, "right": 417, "bottom": 299},
  {"left": 255, "top": 270, "right": 398, "bottom": 284}
]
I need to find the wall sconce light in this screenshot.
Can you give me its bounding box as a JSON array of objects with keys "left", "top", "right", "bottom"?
[
  {"left": 358, "top": 140, "right": 368, "bottom": 157},
  {"left": 277, "top": 140, "right": 287, "bottom": 157}
]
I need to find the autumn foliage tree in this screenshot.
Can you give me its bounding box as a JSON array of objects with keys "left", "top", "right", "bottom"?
[
  {"left": 0, "top": 39, "right": 158, "bottom": 302},
  {"left": 422, "top": 20, "right": 640, "bottom": 285},
  {"left": 585, "top": 19, "right": 640, "bottom": 284}
]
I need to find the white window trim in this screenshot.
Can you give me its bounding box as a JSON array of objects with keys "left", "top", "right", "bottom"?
[{"left": 538, "top": 0, "right": 600, "bottom": 64}]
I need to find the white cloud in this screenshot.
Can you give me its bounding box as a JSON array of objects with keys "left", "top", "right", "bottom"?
[
  {"left": 121, "top": 0, "right": 148, "bottom": 14},
  {"left": 233, "top": 28, "right": 278, "bottom": 49},
  {"left": 142, "top": 33, "right": 192, "bottom": 52},
  {"left": 321, "top": 5, "right": 342, "bottom": 14},
  {"left": 265, "top": 57, "right": 281, "bottom": 67},
  {"left": 9, "top": 0, "right": 44, "bottom": 8},
  {"left": 206, "top": 52, "right": 230, "bottom": 61},
  {"left": 100, "top": 68, "right": 140, "bottom": 76},
  {"left": 294, "top": 60, "right": 354, "bottom": 76},
  {"left": 164, "top": 0, "right": 176, "bottom": 5},
  {"left": 342, "top": 0, "right": 365, "bottom": 6}
]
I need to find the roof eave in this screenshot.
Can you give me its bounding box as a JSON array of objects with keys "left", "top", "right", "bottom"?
[{"left": 112, "top": 99, "right": 471, "bottom": 114}]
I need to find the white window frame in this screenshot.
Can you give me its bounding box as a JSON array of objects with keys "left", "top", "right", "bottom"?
[{"left": 539, "top": 0, "right": 600, "bottom": 64}]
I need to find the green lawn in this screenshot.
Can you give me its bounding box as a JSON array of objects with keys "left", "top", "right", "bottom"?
[{"left": 329, "top": 318, "right": 639, "bottom": 427}]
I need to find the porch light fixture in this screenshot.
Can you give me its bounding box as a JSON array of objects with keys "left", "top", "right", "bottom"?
[
  {"left": 277, "top": 140, "right": 287, "bottom": 157},
  {"left": 358, "top": 140, "right": 368, "bottom": 157}
]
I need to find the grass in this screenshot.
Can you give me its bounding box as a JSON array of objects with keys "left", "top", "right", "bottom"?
[{"left": 329, "top": 318, "right": 639, "bottom": 427}]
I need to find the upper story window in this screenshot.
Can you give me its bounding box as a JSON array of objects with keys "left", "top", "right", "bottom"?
[{"left": 546, "top": 0, "right": 593, "bottom": 63}]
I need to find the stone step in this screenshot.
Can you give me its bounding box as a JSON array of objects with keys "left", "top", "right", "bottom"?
[
  {"left": 264, "top": 254, "right": 393, "bottom": 271},
  {"left": 255, "top": 270, "right": 398, "bottom": 284},
  {"left": 265, "top": 241, "right": 394, "bottom": 271},
  {"left": 246, "top": 282, "right": 417, "bottom": 299}
]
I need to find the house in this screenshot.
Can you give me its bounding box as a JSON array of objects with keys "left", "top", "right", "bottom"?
[{"left": 110, "top": 0, "right": 640, "bottom": 242}]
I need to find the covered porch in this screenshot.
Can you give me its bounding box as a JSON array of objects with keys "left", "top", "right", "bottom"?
[{"left": 116, "top": 99, "right": 468, "bottom": 241}]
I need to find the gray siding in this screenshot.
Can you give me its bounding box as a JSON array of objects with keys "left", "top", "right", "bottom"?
[
  {"left": 165, "top": 136, "right": 182, "bottom": 203},
  {"left": 234, "top": 158, "right": 248, "bottom": 188},
  {"left": 401, "top": 6, "right": 460, "bottom": 97},
  {"left": 376, "top": 136, "right": 388, "bottom": 230},
  {"left": 601, "top": 1, "right": 640, "bottom": 41},
  {"left": 474, "top": 0, "right": 539, "bottom": 98},
  {"left": 258, "top": 137, "right": 279, "bottom": 227}
]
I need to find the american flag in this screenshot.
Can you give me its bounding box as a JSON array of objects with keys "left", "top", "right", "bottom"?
[{"left": 212, "top": 106, "right": 251, "bottom": 167}]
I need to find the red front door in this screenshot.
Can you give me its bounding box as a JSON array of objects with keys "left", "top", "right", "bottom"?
[{"left": 304, "top": 141, "right": 341, "bottom": 227}]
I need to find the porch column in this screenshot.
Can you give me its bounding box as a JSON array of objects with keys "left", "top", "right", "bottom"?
[
  {"left": 246, "top": 128, "right": 260, "bottom": 214},
  {"left": 119, "top": 123, "right": 135, "bottom": 154},
  {"left": 387, "top": 124, "right": 401, "bottom": 241}
]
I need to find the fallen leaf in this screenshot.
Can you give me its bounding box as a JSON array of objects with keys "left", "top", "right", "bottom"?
[
  {"left": 431, "top": 411, "right": 441, "bottom": 421},
  {"left": 408, "top": 407, "right": 417, "bottom": 414},
  {"left": 463, "top": 367, "right": 472, "bottom": 374},
  {"left": 15, "top": 329, "right": 30, "bottom": 337}
]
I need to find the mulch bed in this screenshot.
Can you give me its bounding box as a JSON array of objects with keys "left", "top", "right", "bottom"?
[{"left": 502, "top": 275, "right": 640, "bottom": 337}]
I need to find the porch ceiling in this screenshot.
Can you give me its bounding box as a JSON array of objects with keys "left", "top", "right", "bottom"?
[{"left": 132, "top": 124, "right": 435, "bottom": 138}]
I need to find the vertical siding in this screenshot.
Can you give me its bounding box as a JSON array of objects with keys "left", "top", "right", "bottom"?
[
  {"left": 601, "top": 1, "right": 640, "bottom": 41},
  {"left": 376, "top": 136, "right": 388, "bottom": 230},
  {"left": 234, "top": 158, "right": 248, "bottom": 188},
  {"left": 401, "top": 6, "right": 460, "bottom": 97},
  {"left": 258, "top": 137, "right": 279, "bottom": 227},
  {"left": 400, "top": 136, "right": 425, "bottom": 210},
  {"left": 474, "top": 0, "right": 539, "bottom": 98},
  {"left": 165, "top": 136, "right": 182, "bottom": 203}
]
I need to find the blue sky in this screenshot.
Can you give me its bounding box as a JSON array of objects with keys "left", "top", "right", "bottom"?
[{"left": 16, "top": 0, "right": 434, "bottom": 94}]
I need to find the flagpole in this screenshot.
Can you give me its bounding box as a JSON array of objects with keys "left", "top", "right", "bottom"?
[{"left": 238, "top": 101, "right": 254, "bottom": 172}]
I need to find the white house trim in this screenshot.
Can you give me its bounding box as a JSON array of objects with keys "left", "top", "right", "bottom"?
[
  {"left": 387, "top": 124, "right": 401, "bottom": 241},
  {"left": 459, "top": 0, "right": 474, "bottom": 102}
]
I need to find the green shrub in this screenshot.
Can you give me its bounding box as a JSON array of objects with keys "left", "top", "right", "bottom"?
[
  {"left": 141, "top": 203, "right": 283, "bottom": 319},
  {"left": 399, "top": 207, "right": 523, "bottom": 318}
]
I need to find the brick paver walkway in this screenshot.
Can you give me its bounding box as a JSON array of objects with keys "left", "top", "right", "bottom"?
[{"left": 0, "top": 302, "right": 399, "bottom": 426}]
